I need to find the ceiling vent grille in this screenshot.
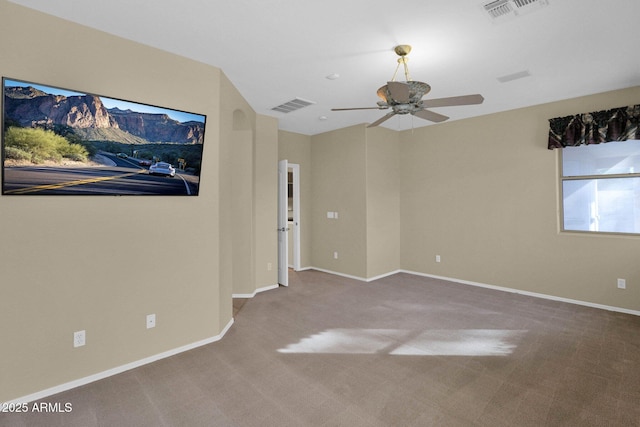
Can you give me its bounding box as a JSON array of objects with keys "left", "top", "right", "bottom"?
[
  {"left": 483, "top": 0, "right": 548, "bottom": 21},
  {"left": 271, "top": 98, "right": 316, "bottom": 114}
]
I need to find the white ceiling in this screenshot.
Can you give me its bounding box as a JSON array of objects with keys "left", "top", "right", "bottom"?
[{"left": 9, "top": 0, "right": 640, "bottom": 135}]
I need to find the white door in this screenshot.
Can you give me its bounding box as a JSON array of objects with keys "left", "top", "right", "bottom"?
[{"left": 277, "top": 159, "right": 289, "bottom": 286}]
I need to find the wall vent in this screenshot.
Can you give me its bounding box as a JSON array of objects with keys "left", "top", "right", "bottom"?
[
  {"left": 482, "top": 0, "right": 548, "bottom": 22},
  {"left": 271, "top": 98, "right": 316, "bottom": 114}
]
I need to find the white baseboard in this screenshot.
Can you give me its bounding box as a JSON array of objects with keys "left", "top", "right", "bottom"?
[
  {"left": 400, "top": 269, "right": 640, "bottom": 317},
  {"left": 232, "top": 283, "right": 279, "bottom": 299},
  {"left": 298, "top": 267, "right": 639, "bottom": 316},
  {"left": 307, "top": 266, "right": 368, "bottom": 282},
  {"left": 366, "top": 269, "right": 403, "bottom": 282},
  {"left": 3, "top": 318, "right": 235, "bottom": 406},
  {"left": 306, "top": 266, "right": 401, "bottom": 283}
]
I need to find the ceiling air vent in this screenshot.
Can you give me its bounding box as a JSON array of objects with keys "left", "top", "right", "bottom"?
[
  {"left": 271, "top": 98, "right": 316, "bottom": 114},
  {"left": 482, "top": 0, "right": 549, "bottom": 22}
]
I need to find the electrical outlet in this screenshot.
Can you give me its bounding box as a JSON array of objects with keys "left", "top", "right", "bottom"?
[
  {"left": 146, "top": 314, "right": 156, "bottom": 329},
  {"left": 73, "top": 330, "right": 85, "bottom": 348},
  {"left": 267, "top": 262, "right": 272, "bottom": 271},
  {"left": 617, "top": 278, "right": 626, "bottom": 289},
  {"left": 435, "top": 255, "right": 441, "bottom": 263}
]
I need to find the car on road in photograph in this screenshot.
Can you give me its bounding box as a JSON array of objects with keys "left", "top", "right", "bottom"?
[
  {"left": 148, "top": 162, "right": 176, "bottom": 177},
  {"left": 116, "top": 152, "right": 129, "bottom": 158},
  {"left": 138, "top": 159, "right": 152, "bottom": 166}
]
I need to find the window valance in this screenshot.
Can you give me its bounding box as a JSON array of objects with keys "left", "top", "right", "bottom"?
[{"left": 548, "top": 104, "right": 640, "bottom": 150}]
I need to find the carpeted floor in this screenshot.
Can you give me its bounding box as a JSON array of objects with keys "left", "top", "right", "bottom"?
[{"left": 3, "top": 270, "right": 639, "bottom": 426}]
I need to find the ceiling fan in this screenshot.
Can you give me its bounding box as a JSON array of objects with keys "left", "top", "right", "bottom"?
[{"left": 332, "top": 45, "right": 484, "bottom": 128}]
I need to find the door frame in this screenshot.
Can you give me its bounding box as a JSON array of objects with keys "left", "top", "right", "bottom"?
[
  {"left": 289, "top": 163, "right": 301, "bottom": 271},
  {"left": 278, "top": 159, "right": 289, "bottom": 286}
]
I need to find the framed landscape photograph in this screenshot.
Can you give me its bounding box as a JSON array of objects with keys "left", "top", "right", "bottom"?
[{"left": 2, "top": 77, "right": 206, "bottom": 196}]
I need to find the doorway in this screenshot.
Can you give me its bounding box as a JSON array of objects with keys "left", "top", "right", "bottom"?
[{"left": 278, "top": 160, "right": 301, "bottom": 286}]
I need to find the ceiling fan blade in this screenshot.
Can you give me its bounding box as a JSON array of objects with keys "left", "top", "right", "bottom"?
[
  {"left": 367, "top": 112, "right": 397, "bottom": 128},
  {"left": 421, "top": 94, "right": 484, "bottom": 108},
  {"left": 413, "top": 109, "right": 449, "bottom": 123},
  {"left": 331, "top": 107, "right": 386, "bottom": 111},
  {"left": 386, "top": 81, "right": 411, "bottom": 103}
]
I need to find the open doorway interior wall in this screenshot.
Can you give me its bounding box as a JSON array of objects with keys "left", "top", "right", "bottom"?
[{"left": 287, "top": 164, "right": 301, "bottom": 271}]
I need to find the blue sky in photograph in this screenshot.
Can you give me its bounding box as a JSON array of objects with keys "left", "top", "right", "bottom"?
[{"left": 4, "top": 78, "right": 205, "bottom": 124}]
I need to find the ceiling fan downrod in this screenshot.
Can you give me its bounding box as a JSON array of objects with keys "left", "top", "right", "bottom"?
[{"left": 391, "top": 44, "right": 412, "bottom": 82}]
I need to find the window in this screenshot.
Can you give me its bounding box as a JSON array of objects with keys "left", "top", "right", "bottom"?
[{"left": 561, "top": 140, "right": 640, "bottom": 234}]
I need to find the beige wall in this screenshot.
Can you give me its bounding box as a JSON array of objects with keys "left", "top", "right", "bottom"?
[
  {"left": 310, "top": 125, "right": 369, "bottom": 277},
  {"left": 254, "top": 115, "right": 279, "bottom": 289},
  {"left": 365, "top": 127, "right": 400, "bottom": 278},
  {"left": 219, "top": 77, "right": 278, "bottom": 297},
  {"left": 400, "top": 87, "right": 640, "bottom": 312},
  {"left": 0, "top": 0, "right": 277, "bottom": 402}
]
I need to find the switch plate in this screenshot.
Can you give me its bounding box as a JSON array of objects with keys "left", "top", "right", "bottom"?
[
  {"left": 334, "top": 212, "right": 338, "bottom": 219},
  {"left": 146, "top": 314, "right": 156, "bottom": 329},
  {"left": 73, "top": 330, "right": 86, "bottom": 348},
  {"left": 435, "top": 255, "right": 441, "bottom": 263},
  {"left": 617, "top": 278, "right": 626, "bottom": 289},
  {"left": 327, "top": 211, "right": 334, "bottom": 219},
  {"left": 333, "top": 251, "right": 338, "bottom": 259},
  {"left": 267, "top": 262, "right": 272, "bottom": 271}
]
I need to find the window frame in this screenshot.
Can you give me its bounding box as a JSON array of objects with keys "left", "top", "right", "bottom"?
[{"left": 559, "top": 143, "right": 640, "bottom": 237}]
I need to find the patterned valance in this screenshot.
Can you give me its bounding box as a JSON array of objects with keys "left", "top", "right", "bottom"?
[{"left": 548, "top": 104, "right": 640, "bottom": 150}]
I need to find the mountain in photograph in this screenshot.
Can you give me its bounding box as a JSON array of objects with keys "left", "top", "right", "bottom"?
[
  {"left": 107, "top": 107, "right": 204, "bottom": 145},
  {"left": 4, "top": 85, "right": 204, "bottom": 144}
]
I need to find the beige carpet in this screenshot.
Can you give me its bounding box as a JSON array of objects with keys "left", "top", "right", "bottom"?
[{"left": 3, "top": 270, "right": 639, "bottom": 426}]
